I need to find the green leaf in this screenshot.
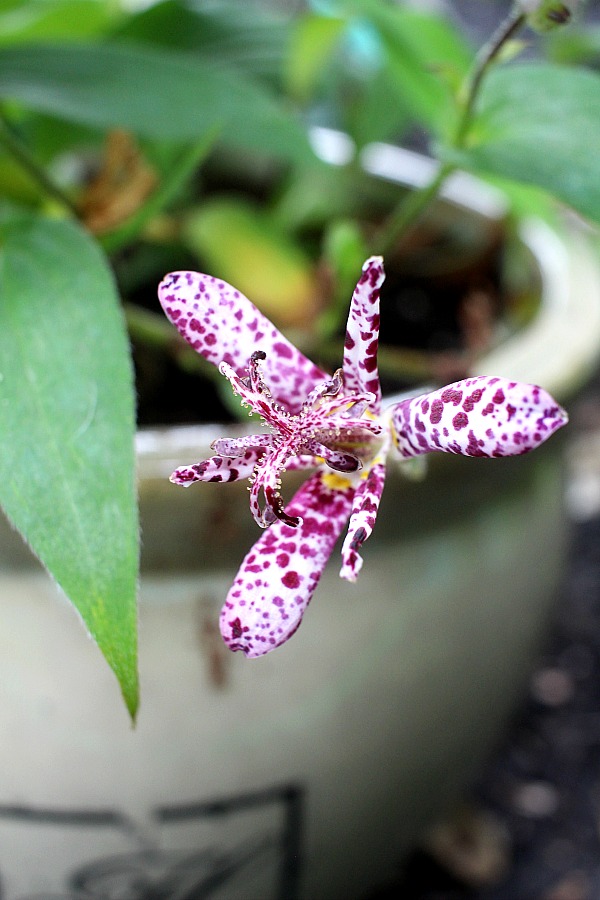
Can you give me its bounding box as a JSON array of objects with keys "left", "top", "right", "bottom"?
[
  {"left": 0, "top": 41, "right": 314, "bottom": 163},
  {"left": 0, "top": 214, "right": 139, "bottom": 719},
  {"left": 112, "top": 0, "right": 290, "bottom": 85},
  {"left": 545, "top": 23, "right": 600, "bottom": 66},
  {"left": 285, "top": 13, "right": 346, "bottom": 102},
  {"left": 455, "top": 63, "right": 600, "bottom": 225},
  {"left": 0, "top": 0, "right": 116, "bottom": 45},
  {"left": 319, "top": 218, "right": 369, "bottom": 339},
  {"left": 183, "top": 197, "right": 319, "bottom": 328},
  {"left": 343, "top": 0, "right": 472, "bottom": 135}
]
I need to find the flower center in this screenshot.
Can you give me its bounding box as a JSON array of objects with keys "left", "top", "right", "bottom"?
[{"left": 217, "top": 351, "right": 383, "bottom": 528}]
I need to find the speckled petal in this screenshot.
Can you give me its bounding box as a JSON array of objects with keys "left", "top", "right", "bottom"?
[
  {"left": 342, "top": 256, "right": 385, "bottom": 411},
  {"left": 340, "top": 457, "right": 387, "bottom": 582},
  {"left": 389, "top": 376, "right": 568, "bottom": 459},
  {"left": 303, "top": 439, "right": 361, "bottom": 472},
  {"left": 249, "top": 442, "right": 301, "bottom": 529},
  {"left": 170, "top": 451, "right": 261, "bottom": 486},
  {"left": 220, "top": 471, "right": 355, "bottom": 657},
  {"left": 211, "top": 434, "right": 275, "bottom": 456},
  {"left": 158, "top": 271, "right": 326, "bottom": 413}
]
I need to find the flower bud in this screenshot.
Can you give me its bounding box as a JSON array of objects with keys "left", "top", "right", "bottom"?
[{"left": 519, "top": 0, "right": 577, "bottom": 32}]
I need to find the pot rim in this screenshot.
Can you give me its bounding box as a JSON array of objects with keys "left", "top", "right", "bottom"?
[{"left": 137, "top": 129, "right": 600, "bottom": 480}]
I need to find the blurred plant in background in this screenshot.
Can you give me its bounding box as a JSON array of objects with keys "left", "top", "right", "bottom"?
[{"left": 0, "top": 0, "right": 598, "bottom": 717}]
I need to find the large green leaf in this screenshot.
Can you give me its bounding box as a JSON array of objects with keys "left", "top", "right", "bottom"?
[
  {"left": 455, "top": 63, "right": 600, "bottom": 225},
  {"left": 0, "top": 41, "right": 313, "bottom": 162},
  {"left": 0, "top": 214, "right": 139, "bottom": 718},
  {"left": 112, "top": 0, "right": 290, "bottom": 85}
]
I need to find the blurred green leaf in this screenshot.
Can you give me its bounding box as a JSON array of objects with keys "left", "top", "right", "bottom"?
[
  {"left": 184, "top": 196, "right": 320, "bottom": 328},
  {"left": 453, "top": 63, "right": 600, "bottom": 225},
  {"left": 285, "top": 13, "right": 346, "bottom": 102},
  {"left": 319, "top": 218, "right": 369, "bottom": 338},
  {"left": 345, "top": 64, "right": 411, "bottom": 148},
  {"left": 0, "top": 41, "right": 314, "bottom": 163},
  {"left": 0, "top": 0, "right": 116, "bottom": 44},
  {"left": 545, "top": 23, "right": 600, "bottom": 66},
  {"left": 344, "top": 0, "right": 472, "bottom": 135},
  {"left": 0, "top": 214, "right": 139, "bottom": 718},
  {"left": 112, "top": 0, "right": 290, "bottom": 85}
]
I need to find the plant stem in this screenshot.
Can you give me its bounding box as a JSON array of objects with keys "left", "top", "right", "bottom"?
[
  {"left": 454, "top": 5, "right": 526, "bottom": 148},
  {"left": 371, "top": 3, "right": 526, "bottom": 258},
  {"left": 0, "top": 111, "right": 78, "bottom": 217}
]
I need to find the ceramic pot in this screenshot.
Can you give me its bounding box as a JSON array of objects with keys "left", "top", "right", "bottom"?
[{"left": 0, "top": 139, "right": 599, "bottom": 900}]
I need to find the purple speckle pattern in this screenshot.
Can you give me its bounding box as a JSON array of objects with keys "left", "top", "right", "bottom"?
[
  {"left": 389, "top": 376, "right": 568, "bottom": 459},
  {"left": 220, "top": 472, "right": 354, "bottom": 657},
  {"left": 340, "top": 452, "right": 389, "bottom": 581},
  {"left": 170, "top": 448, "right": 263, "bottom": 486},
  {"left": 342, "top": 256, "right": 384, "bottom": 409},
  {"left": 216, "top": 356, "right": 381, "bottom": 529},
  {"left": 158, "top": 260, "right": 569, "bottom": 658},
  {"left": 158, "top": 271, "right": 326, "bottom": 414}
]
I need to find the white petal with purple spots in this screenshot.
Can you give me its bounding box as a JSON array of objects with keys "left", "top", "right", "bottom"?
[
  {"left": 340, "top": 447, "right": 389, "bottom": 582},
  {"left": 342, "top": 256, "right": 384, "bottom": 411},
  {"left": 389, "top": 376, "right": 568, "bottom": 459},
  {"left": 158, "top": 271, "right": 326, "bottom": 413},
  {"left": 220, "top": 472, "right": 354, "bottom": 657},
  {"left": 170, "top": 451, "right": 262, "bottom": 486}
]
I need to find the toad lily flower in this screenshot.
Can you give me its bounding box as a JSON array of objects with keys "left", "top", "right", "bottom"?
[{"left": 158, "top": 257, "right": 567, "bottom": 658}]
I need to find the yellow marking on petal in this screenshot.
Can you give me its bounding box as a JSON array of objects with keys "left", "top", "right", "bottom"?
[
  {"left": 389, "top": 419, "right": 401, "bottom": 450},
  {"left": 322, "top": 472, "right": 353, "bottom": 490}
]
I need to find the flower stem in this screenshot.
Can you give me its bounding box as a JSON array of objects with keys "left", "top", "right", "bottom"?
[
  {"left": 371, "top": 4, "right": 526, "bottom": 257},
  {"left": 0, "top": 111, "right": 78, "bottom": 217}
]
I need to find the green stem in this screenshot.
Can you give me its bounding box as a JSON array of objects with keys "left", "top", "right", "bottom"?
[
  {"left": 0, "top": 111, "right": 78, "bottom": 217},
  {"left": 454, "top": 5, "right": 526, "bottom": 148},
  {"left": 370, "top": 3, "right": 526, "bottom": 258}
]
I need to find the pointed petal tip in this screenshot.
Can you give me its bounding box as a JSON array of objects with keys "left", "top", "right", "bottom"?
[
  {"left": 360, "top": 255, "right": 385, "bottom": 286},
  {"left": 339, "top": 559, "right": 362, "bottom": 583},
  {"left": 390, "top": 376, "right": 568, "bottom": 459},
  {"left": 169, "top": 468, "right": 196, "bottom": 486},
  {"left": 219, "top": 608, "right": 303, "bottom": 659},
  {"left": 363, "top": 254, "right": 384, "bottom": 269}
]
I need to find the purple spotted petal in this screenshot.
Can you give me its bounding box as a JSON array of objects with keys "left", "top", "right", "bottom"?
[
  {"left": 211, "top": 435, "right": 275, "bottom": 456},
  {"left": 220, "top": 472, "right": 355, "bottom": 657},
  {"left": 340, "top": 459, "right": 387, "bottom": 581},
  {"left": 158, "top": 271, "right": 326, "bottom": 413},
  {"left": 249, "top": 442, "right": 302, "bottom": 529},
  {"left": 170, "top": 451, "right": 262, "bottom": 486},
  {"left": 389, "top": 376, "right": 568, "bottom": 459},
  {"left": 342, "top": 256, "right": 385, "bottom": 411}
]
